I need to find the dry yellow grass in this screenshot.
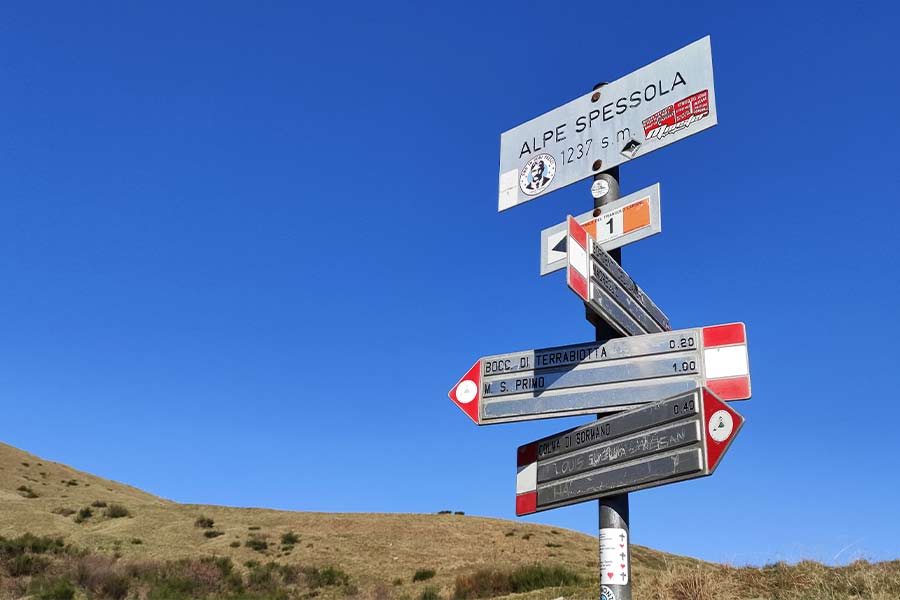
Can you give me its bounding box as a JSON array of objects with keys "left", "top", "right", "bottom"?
[
  {"left": 0, "top": 442, "right": 688, "bottom": 598},
  {"left": 1, "top": 441, "right": 897, "bottom": 599}
]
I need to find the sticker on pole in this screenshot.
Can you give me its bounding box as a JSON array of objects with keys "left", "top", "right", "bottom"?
[{"left": 600, "top": 528, "right": 628, "bottom": 585}]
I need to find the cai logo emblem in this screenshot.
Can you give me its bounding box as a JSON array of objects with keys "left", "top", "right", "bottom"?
[{"left": 519, "top": 154, "right": 556, "bottom": 196}]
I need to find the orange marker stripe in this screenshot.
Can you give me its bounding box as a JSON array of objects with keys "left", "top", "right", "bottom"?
[{"left": 622, "top": 198, "right": 650, "bottom": 233}]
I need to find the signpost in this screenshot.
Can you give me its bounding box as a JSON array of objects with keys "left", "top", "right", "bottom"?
[
  {"left": 447, "top": 323, "right": 750, "bottom": 425},
  {"left": 498, "top": 37, "right": 716, "bottom": 211},
  {"left": 539, "top": 183, "right": 661, "bottom": 276},
  {"left": 566, "top": 216, "right": 669, "bottom": 336},
  {"left": 514, "top": 386, "right": 744, "bottom": 515},
  {"left": 450, "top": 34, "right": 747, "bottom": 600}
]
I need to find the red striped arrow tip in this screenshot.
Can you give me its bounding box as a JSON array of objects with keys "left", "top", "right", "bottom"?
[
  {"left": 448, "top": 361, "right": 481, "bottom": 425},
  {"left": 703, "top": 387, "right": 745, "bottom": 472}
]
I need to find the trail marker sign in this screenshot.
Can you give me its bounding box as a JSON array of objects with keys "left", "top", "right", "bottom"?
[
  {"left": 515, "top": 387, "right": 743, "bottom": 515},
  {"left": 566, "top": 216, "right": 669, "bottom": 336},
  {"left": 498, "top": 36, "right": 716, "bottom": 211},
  {"left": 448, "top": 323, "right": 750, "bottom": 425},
  {"left": 540, "top": 184, "right": 661, "bottom": 276}
]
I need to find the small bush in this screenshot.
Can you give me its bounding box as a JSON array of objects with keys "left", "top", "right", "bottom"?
[
  {"left": 454, "top": 511, "right": 465, "bottom": 515},
  {"left": 16, "top": 485, "right": 38, "bottom": 498},
  {"left": 99, "top": 573, "right": 130, "bottom": 600},
  {"left": 504, "top": 530, "right": 515, "bottom": 537},
  {"left": 230, "top": 541, "right": 241, "bottom": 548},
  {"left": 509, "top": 564, "right": 580, "bottom": 590},
  {"left": 104, "top": 504, "right": 130, "bottom": 518},
  {"left": 437, "top": 510, "right": 452, "bottom": 514},
  {"left": 281, "top": 531, "right": 300, "bottom": 545},
  {"left": 204, "top": 530, "right": 224, "bottom": 539},
  {"left": 194, "top": 516, "right": 215, "bottom": 529},
  {"left": 413, "top": 568, "right": 436, "bottom": 582},
  {"left": 74, "top": 507, "right": 93, "bottom": 523},
  {"left": 8, "top": 553, "right": 50, "bottom": 576},
  {"left": 393, "top": 578, "right": 404, "bottom": 586},
  {"left": 64, "top": 479, "right": 78, "bottom": 487},
  {"left": 545, "top": 542, "right": 562, "bottom": 548},
  {"left": 453, "top": 564, "right": 581, "bottom": 599},
  {"left": 245, "top": 537, "right": 268, "bottom": 553},
  {"left": 30, "top": 577, "right": 75, "bottom": 600},
  {"left": 131, "top": 538, "right": 143, "bottom": 545},
  {"left": 248, "top": 526, "right": 261, "bottom": 531},
  {"left": 90, "top": 500, "right": 107, "bottom": 508},
  {"left": 521, "top": 533, "right": 532, "bottom": 540},
  {"left": 420, "top": 586, "right": 441, "bottom": 600},
  {"left": 303, "top": 565, "right": 350, "bottom": 588},
  {"left": 0, "top": 533, "right": 68, "bottom": 556}
]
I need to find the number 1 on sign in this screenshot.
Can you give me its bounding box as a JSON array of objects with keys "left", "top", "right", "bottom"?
[
  {"left": 595, "top": 198, "right": 652, "bottom": 245},
  {"left": 597, "top": 211, "right": 624, "bottom": 243}
]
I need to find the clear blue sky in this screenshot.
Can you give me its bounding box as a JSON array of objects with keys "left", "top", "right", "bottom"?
[{"left": 1, "top": 2, "right": 898, "bottom": 566}]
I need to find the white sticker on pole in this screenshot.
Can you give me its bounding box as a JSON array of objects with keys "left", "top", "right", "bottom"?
[{"left": 600, "top": 528, "right": 629, "bottom": 585}]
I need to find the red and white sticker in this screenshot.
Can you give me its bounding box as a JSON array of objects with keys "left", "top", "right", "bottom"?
[
  {"left": 600, "top": 528, "right": 629, "bottom": 585},
  {"left": 642, "top": 89, "right": 710, "bottom": 140}
]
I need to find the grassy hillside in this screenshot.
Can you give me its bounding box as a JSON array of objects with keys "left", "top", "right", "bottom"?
[{"left": 0, "top": 442, "right": 897, "bottom": 599}]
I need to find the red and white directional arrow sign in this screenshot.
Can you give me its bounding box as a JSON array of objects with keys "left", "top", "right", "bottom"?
[
  {"left": 447, "top": 323, "right": 750, "bottom": 425},
  {"left": 515, "top": 386, "right": 743, "bottom": 515},
  {"left": 567, "top": 215, "right": 669, "bottom": 336}
]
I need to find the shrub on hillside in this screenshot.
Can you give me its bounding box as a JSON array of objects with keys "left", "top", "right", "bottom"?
[
  {"left": 204, "top": 531, "right": 224, "bottom": 539},
  {"left": 280, "top": 531, "right": 300, "bottom": 546},
  {"left": 74, "top": 508, "right": 92, "bottom": 523},
  {"left": 420, "top": 586, "right": 441, "bottom": 600},
  {"left": 29, "top": 577, "right": 75, "bottom": 600},
  {"left": 302, "top": 565, "right": 350, "bottom": 589},
  {"left": 413, "top": 568, "right": 436, "bottom": 582},
  {"left": 453, "top": 564, "right": 581, "bottom": 599},
  {"left": 245, "top": 537, "right": 268, "bottom": 553},
  {"left": 0, "top": 534, "right": 68, "bottom": 557},
  {"left": 104, "top": 504, "right": 130, "bottom": 518},
  {"left": 90, "top": 500, "right": 107, "bottom": 508},
  {"left": 17, "top": 485, "right": 38, "bottom": 498},
  {"left": 8, "top": 553, "right": 51, "bottom": 576},
  {"left": 194, "top": 516, "right": 215, "bottom": 529}
]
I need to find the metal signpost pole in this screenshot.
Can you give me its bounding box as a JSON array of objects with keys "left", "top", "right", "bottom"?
[{"left": 590, "top": 81, "right": 631, "bottom": 600}]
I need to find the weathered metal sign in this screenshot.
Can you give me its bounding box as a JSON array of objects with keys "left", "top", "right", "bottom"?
[
  {"left": 515, "top": 387, "right": 743, "bottom": 515},
  {"left": 566, "top": 216, "right": 669, "bottom": 336},
  {"left": 540, "top": 184, "right": 661, "bottom": 276},
  {"left": 498, "top": 36, "right": 716, "bottom": 211},
  {"left": 447, "top": 323, "right": 750, "bottom": 425}
]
